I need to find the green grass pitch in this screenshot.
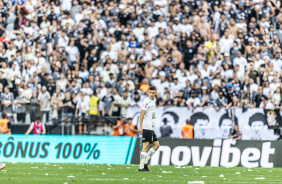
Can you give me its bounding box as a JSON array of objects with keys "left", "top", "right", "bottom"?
[{"left": 1, "top": 163, "right": 281, "bottom": 184}]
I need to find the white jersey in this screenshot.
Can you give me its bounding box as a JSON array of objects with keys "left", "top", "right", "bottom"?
[{"left": 141, "top": 97, "right": 156, "bottom": 130}]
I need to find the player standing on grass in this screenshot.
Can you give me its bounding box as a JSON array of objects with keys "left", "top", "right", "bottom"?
[{"left": 138, "top": 86, "right": 159, "bottom": 172}]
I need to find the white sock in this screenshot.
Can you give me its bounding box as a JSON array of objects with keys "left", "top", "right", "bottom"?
[
  {"left": 0, "top": 161, "right": 2, "bottom": 165},
  {"left": 139, "top": 152, "right": 147, "bottom": 169},
  {"left": 145, "top": 148, "right": 156, "bottom": 164}
]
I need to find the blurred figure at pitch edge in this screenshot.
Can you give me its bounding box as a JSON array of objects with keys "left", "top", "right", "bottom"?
[
  {"left": 125, "top": 118, "right": 138, "bottom": 137},
  {"left": 0, "top": 113, "right": 11, "bottom": 134},
  {"left": 112, "top": 117, "right": 128, "bottom": 136},
  {"left": 229, "top": 125, "right": 242, "bottom": 140},
  {"left": 182, "top": 119, "right": 193, "bottom": 139},
  {"left": 25, "top": 117, "right": 46, "bottom": 135},
  {"left": 160, "top": 118, "right": 173, "bottom": 137}
]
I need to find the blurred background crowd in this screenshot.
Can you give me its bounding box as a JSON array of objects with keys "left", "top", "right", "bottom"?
[{"left": 0, "top": 0, "right": 281, "bottom": 135}]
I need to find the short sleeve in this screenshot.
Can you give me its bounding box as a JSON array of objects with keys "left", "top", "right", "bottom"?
[{"left": 141, "top": 100, "right": 149, "bottom": 111}]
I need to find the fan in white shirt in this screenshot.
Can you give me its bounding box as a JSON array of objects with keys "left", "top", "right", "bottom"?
[
  {"left": 233, "top": 51, "right": 247, "bottom": 73},
  {"left": 58, "top": 31, "right": 69, "bottom": 48},
  {"left": 155, "top": 17, "right": 167, "bottom": 30},
  {"left": 180, "top": 18, "right": 193, "bottom": 37},
  {"left": 147, "top": 22, "right": 159, "bottom": 38},
  {"left": 219, "top": 31, "right": 234, "bottom": 53},
  {"left": 75, "top": 8, "right": 84, "bottom": 25},
  {"left": 259, "top": 97, "right": 274, "bottom": 110},
  {"left": 186, "top": 91, "right": 201, "bottom": 110}
]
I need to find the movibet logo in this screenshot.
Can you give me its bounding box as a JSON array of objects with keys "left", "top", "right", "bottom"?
[{"left": 150, "top": 139, "right": 275, "bottom": 168}]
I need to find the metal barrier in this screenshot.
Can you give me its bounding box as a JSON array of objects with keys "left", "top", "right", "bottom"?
[
  {"left": 10, "top": 116, "right": 120, "bottom": 136},
  {"left": 55, "top": 116, "right": 120, "bottom": 136}
]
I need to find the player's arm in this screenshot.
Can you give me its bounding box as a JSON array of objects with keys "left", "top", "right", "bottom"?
[{"left": 138, "top": 109, "right": 146, "bottom": 133}]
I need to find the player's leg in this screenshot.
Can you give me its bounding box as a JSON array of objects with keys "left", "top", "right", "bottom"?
[
  {"left": 139, "top": 129, "right": 151, "bottom": 171},
  {"left": 144, "top": 131, "right": 159, "bottom": 170},
  {"left": 146, "top": 141, "right": 159, "bottom": 162},
  {"left": 139, "top": 142, "right": 150, "bottom": 171},
  {"left": 0, "top": 161, "right": 6, "bottom": 170}
]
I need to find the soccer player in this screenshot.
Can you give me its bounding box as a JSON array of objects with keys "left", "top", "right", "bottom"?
[{"left": 138, "top": 86, "right": 159, "bottom": 172}]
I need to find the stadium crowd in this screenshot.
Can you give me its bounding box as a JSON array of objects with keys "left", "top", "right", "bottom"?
[{"left": 0, "top": 0, "right": 281, "bottom": 135}]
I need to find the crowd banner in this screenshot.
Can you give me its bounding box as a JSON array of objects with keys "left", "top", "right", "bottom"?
[
  {"left": 0, "top": 135, "right": 136, "bottom": 165},
  {"left": 126, "top": 107, "right": 279, "bottom": 140},
  {"left": 131, "top": 138, "right": 281, "bottom": 168},
  {"left": 264, "top": 109, "right": 282, "bottom": 127}
]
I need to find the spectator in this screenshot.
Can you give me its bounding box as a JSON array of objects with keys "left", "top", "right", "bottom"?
[
  {"left": 272, "top": 87, "right": 282, "bottom": 109},
  {"left": 214, "top": 90, "right": 231, "bottom": 111},
  {"left": 229, "top": 125, "right": 242, "bottom": 140},
  {"left": 112, "top": 117, "right": 128, "bottom": 136},
  {"left": 50, "top": 88, "right": 63, "bottom": 121},
  {"left": 38, "top": 86, "right": 51, "bottom": 123},
  {"left": 0, "top": 113, "right": 11, "bottom": 134},
  {"left": 60, "top": 92, "right": 75, "bottom": 124},
  {"left": 30, "top": 92, "right": 40, "bottom": 123},
  {"left": 130, "top": 91, "right": 143, "bottom": 108},
  {"left": 15, "top": 88, "right": 26, "bottom": 124},
  {"left": 118, "top": 91, "right": 131, "bottom": 117},
  {"left": 186, "top": 90, "right": 200, "bottom": 111},
  {"left": 2, "top": 87, "right": 14, "bottom": 122},
  {"left": 102, "top": 87, "right": 114, "bottom": 116},
  {"left": 259, "top": 96, "right": 274, "bottom": 110},
  {"left": 125, "top": 118, "right": 138, "bottom": 137},
  {"left": 25, "top": 117, "right": 46, "bottom": 135},
  {"left": 182, "top": 119, "right": 193, "bottom": 139},
  {"left": 160, "top": 118, "right": 173, "bottom": 138},
  {"left": 75, "top": 92, "right": 89, "bottom": 135}
]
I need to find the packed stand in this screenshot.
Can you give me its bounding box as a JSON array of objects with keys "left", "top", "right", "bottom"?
[{"left": 0, "top": 0, "right": 281, "bottom": 135}]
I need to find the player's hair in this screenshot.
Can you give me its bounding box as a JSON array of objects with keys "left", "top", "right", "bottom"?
[
  {"left": 162, "top": 111, "right": 179, "bottom": 124},
  {"left": 248, "top": 113, "right": 267, "bottom": 126},
  {"left": 190, "top": 112, "right": 209, "bottom": 125},
  {"left": 219, "top": 113, "right": 238, "bottom": 127},
  {"left": 149, "top": 86, "right": 156, "bottom": 91},
  {"left": 2, "top": 113, "right": 7, "bottom": 119},
  {"left": 36, "top": 117, "right": 41, "bottom": 121}
]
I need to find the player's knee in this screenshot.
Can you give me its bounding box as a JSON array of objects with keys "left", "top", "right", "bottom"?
[{"left": 142, "top": 146, "right": 149, "bottom": 152}]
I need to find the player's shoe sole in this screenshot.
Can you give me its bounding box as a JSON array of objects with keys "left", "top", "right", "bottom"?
[
  {"left": 0, "top": 163, "right": 6, "bottom": 170},
  {"left": 144, "top": 164, "right": 151, "bottom": 172},
  {"left": 138, "top": 168, "right": 148, "bottom": 172}
]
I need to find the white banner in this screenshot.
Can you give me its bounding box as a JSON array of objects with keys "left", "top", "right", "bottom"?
[{"left": 126, "top": 107, "right": 279, "bottom": 140}]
